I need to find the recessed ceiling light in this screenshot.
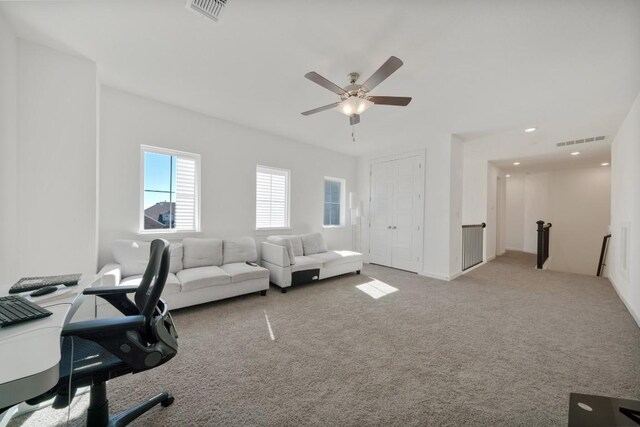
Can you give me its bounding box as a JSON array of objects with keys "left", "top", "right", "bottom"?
[
  {"left": 571, "top": 152, "right": 580, "bottom": 156},
  {"left": 601, "top": 162, "right": 609, "bottom": 166},
  {"left": 506, "top": 174, "right": 511, "bottom": 178},
  {"left": 524, "top": 127, "right": 537, "bottom": 133},
  {"left": 513, "top": 162, "right": 520, "bottom": 165}
]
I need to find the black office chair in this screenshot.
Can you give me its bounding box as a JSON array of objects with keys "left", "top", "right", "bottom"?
[{"left": 28, "top": 238, "right": 179, "bottom": 426}]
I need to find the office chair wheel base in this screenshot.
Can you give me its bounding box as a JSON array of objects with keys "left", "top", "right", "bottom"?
[{"left": 161, "top": 395, "right": 174, "bottom": 407}]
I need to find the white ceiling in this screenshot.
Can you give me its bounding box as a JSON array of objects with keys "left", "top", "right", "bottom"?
[
  {"left": 2, "top": 0, "right": 639, "bottom": 157},
  {"left": 492, "top": 140, "right": 612, "bottom": 174}
]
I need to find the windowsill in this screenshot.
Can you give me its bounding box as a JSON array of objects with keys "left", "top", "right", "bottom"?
[
  {"left": 255, "top": 227, "right": 292, "bottom": 236},
  {"left": 138, "top": 229, "right": 202, "bottom": 235},
  {"left": 322, "top": 225, "right": 345, "bottom": 229}
]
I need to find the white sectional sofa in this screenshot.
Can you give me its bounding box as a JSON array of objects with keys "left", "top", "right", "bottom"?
[
  {"left": 98, "top": 236, "right": 269, "bottom": 314},
  {"left": 260, "top": 232, "right": 363, "bottom": 292}
]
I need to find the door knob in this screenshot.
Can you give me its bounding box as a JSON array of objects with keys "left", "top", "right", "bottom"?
[
  {"left": 387, "top": 226, "right": 392, "bottom": 229},
  {"left": 392, "top": 226, "right": 397, "bottom": 229}
]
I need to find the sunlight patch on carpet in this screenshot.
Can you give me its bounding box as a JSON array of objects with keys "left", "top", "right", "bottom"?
[{"left": 356, "top": 279, "right": 398, "bottom": 299}]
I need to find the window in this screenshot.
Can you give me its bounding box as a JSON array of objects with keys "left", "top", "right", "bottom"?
[
  {"left": 256, "top": 165, "right": 290, "bottom": 229},
  {"left": 141, "top": 145, "right": 200, "bottom": 232},
  {"left": 324, "top": 177, "right": 345, "bottom": 227}
]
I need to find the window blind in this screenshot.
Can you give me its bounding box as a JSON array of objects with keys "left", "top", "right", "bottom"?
[
  {"left": 256, "top": 166, "right": 289, "bottom": 229},
  {"left": 175, "top": 156, "right": 198, "bottom": 231}
]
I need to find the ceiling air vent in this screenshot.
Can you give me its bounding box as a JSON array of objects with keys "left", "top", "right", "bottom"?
[
  {"left": 186, "top": 0, "right": 227, "bottom": 22},
  {"left": 556, "top": 135, "right": 606, "bottom": 147}
]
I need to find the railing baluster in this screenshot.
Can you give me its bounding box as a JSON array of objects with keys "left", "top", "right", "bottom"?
[{"left": 461, "top": 222, "right": 486, "bottom": 271}]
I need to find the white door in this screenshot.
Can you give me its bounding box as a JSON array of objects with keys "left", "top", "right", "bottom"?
[
  {"left": 369, "top": 155, "right": 424, "bottom": 272},
  {"left": 369, "top": 161, "right": 394, "bottom": 266}
]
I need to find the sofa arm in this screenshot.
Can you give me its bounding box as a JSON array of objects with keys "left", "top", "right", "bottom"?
[
  {"left": 95, "top": 263, "right": 122, "bottom": 287},
  {"left": 261, "top": 242, "right": 290, "bottom": 267}
]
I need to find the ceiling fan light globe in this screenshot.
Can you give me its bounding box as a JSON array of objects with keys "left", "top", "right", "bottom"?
[{"left": 338, "top": 97, "right": 373, "bottom": 116}]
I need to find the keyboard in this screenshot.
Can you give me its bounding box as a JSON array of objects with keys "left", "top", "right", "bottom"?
[
  {"left": 9, "top": 274, "right": 81, "bottom": 294},
  {"left": 0, "top": 295, "right": 52, "bottom": 328}
]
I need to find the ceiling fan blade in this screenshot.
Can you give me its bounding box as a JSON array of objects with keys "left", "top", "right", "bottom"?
[
  {"left": 361, "top": 56, "right": 404, "bottom": 92},
  {"left": 304, "top": 72, "right": 347, "bottom": 96},
  {"left": 368, "top": 96, "right": 412, "bottom": 106},
  {"left": 301, "top": 102, "right": 341, "bottom": 116},
  {"left": 350, "top": 114, "right": 360, "bottom": 126}
]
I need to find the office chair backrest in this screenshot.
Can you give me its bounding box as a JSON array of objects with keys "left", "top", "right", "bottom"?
[{"left": 135, "top": 239, "right": 170, "bottom": 321}]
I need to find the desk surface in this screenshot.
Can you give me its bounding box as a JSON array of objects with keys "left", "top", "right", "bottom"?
[{"left": 0, "top": 275, "right": 97, "bottom": 410}]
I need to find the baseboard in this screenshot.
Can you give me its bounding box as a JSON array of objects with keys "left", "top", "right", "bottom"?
[
  {"left": 542, "top": 256, "right": 552, "bottom": 270},
  {"left": 486, "top": 255, "right": 496, "bottom": 262},
  {"left": 420, "top": 271, "right": 453, "bottom": 281},
  {"left": 505, "top": 246, "right": 524, "bottom": 252},
  {"left": 608, "top": 276, "right": 640, "bottom": 329},
  {"left": 460, "top": 261, "right": 486, "bottom": 275}
]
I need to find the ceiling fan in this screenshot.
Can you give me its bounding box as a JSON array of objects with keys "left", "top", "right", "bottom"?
[{"left": 301, "top": 56, "right": 412, "bottom": 126}]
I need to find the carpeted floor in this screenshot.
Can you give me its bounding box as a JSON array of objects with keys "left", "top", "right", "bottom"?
[{"left": 10, "top": 251, "right": 640, "bottom": 426}]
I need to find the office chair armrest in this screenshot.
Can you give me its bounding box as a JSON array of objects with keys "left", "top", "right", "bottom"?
[
  {"left": 83, "top": 286, "right": 138, "bottom": 295},
  {"left": 62, "top": 315, "right": 146, "bottom": 337},
  {"left": 84, "top": 286, "right": 141, "bottom": 316}
]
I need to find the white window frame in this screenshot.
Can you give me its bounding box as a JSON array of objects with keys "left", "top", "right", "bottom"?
[
  {"left": 256, "top": 165, "right": 291, "bottom": 231},
  {"left": 323, "top": 176, "right": 346, "bottom": 228},
  {"left": 139, "top": 145, "right": 201, "bottom": 234}
]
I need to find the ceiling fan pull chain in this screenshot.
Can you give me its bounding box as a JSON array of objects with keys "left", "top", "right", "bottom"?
[{"left": 352, "top": 126, "right": 356, "bottom": 143}]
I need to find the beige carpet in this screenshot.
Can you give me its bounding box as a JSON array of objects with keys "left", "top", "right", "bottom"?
[{"left": 10, "top": 251, "right": 640, "bottom": 426}]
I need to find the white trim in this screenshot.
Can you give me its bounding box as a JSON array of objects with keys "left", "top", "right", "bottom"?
[
  {"left": 460, "top": 260, "right": 487, "bottom": 275},
  {"left": 368, "top": 149, "right": 426, "bottom": 274},
  {"left": 139, "top": 145, "right": 201, "bottom": 234},
  {"left": 505, "top": 246, "right": 524, "bottom": 252},
  {"left": 323, "top": 176, "right": 346, "bottom": 227},
  {"left": 609, "top": 276, "right": 640, "bottom": 328},
  {"left": 542, "top": 256, "right": 552, "bottom": 270},
  {"left": 256, "top": 165, "right": 291, "bottom": 230},
  {"left": 419, "top": 271, "right": 454, "bottom": 281}
]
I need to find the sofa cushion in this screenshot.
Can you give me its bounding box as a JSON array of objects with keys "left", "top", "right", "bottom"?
[
  {"left": 169, "top": 243, "right": 184, "bottom": 274},
  {"left": 307, "top": 250, "right": 363, "bottom": 267},
  {"left": 177, "top": 266, "right": 231, "bottom": 291},
  {"left": 221, "top": 262, "right": 270, "bottom": 283},
  {"left": 301, "top": 233, "right": 328, "bottom": 255},
  {"left": 266, "top": 236, "right": 296, "bottom": 265},
  {"left": 183, "top": 238, "right": 223, "bottom": 269},
  {"left": 223, "top": 237, "right": 257, "bottom": 264},
  {"left": 112, "top": 240, "right": 151, "bottom": 277},
  {"left": 121, "top": 272, "right": 181, "bottom": 296},
  {"left": 271, "top": 235, "right": 303, "bottom": 257},
  {"left": 291, "top": 256, "right": 323, "bottom": 273}
]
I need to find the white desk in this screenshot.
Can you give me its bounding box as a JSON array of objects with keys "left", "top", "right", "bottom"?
[{"left": 0, "top": 275, "right": 98, "bottom": 410}]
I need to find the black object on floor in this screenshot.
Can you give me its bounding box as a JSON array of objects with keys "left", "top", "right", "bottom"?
[{"left": 569, "top": 392, "right": 640, "bottom": 426}]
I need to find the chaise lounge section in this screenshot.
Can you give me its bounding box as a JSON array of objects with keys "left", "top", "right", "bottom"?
[{"left": 260, "top": 232, "right": 363, "bottom": 292}]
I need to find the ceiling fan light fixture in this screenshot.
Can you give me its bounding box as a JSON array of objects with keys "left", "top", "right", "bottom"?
[{"left": 337, "top": 97, "right": 373, "bottom": 116}]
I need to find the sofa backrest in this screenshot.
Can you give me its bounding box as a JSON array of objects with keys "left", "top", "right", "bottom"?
[
  {"left": 301, "top": 233, "right": 328, "bottom": 255},
  {"left": 270, "top": 235, "right": 303, "bottom": 257},
  {"left": 112, "top": 240, "right": 183, "bottom": 277},
  {"left": 223, "top": 236, "right": 257, "bottom": 264},
  {"left": 183, "top": 238, "right": 223, "bottom": 269}
]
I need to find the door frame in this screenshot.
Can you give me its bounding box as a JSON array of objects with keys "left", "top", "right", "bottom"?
[{"left": 369, "top": 149, "right": 426, "bottom": 273}]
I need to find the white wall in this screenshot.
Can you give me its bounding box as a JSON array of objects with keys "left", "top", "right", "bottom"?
[
  {"left": 504, "top": 167, "right": 610, "bottom": 275},
  {"left": 98, "top": 87, "right": 357, "bottom": 266},
  {"left": 356, "top": 134, "right": 463, "bottom": 280},
  {"left": 523, "top": 172, "right": 553, "bottom": 253},
  {"left": 0, "top": 13, "right": 18, "bottom": 293},
  {"left": 505, "top": 175, "right": 524, "bottom": 251},
  {"left": 609, "top": 90, "right": 640, "bottom": 325},
  {"left": 549, "top": 167, "right": 610, "bottom": 275},
  {"left": 16, "top": 40, "right": 98, "bottom": 278}
]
